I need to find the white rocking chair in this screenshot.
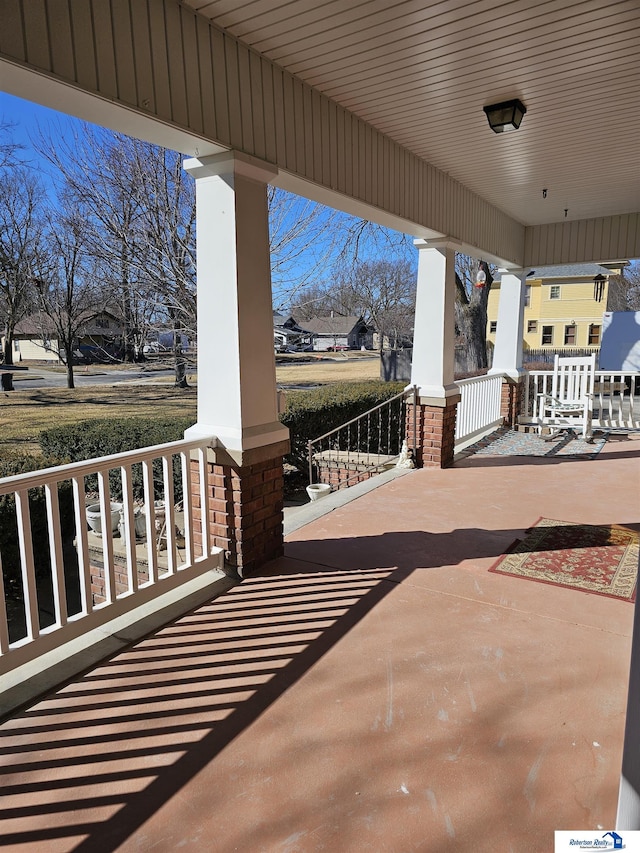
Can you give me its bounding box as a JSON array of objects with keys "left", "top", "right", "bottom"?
[{"left": 536, "top": 354, "right": 596, "bottom": 441}]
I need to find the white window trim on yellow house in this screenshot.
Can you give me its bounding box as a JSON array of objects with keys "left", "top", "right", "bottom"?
[{"left": 486, "top": 263, "right": 626, "bottom": 354}]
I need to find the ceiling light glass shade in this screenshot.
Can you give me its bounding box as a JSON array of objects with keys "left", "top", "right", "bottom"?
[{"left": 483, "top": 99, "right": 526, "bottom": 133}]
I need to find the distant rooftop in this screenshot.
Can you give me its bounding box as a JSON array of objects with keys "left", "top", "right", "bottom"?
[
  {"left": 299, "top": 315, "right": 365, "bottom": 335},
  {"left": 530, "top": 262, "right": 626, "bottom": 280}
]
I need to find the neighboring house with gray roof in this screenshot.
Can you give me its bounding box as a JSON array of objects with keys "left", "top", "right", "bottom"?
[
  {"left": 298, "top": 314, "right": 374, "bottom": 351},
  {"left": 272, "top": 311, "right": 310, "bottom": 351},
  {"left": 6, "top": 310, "right": 124, "bottom": 362}
]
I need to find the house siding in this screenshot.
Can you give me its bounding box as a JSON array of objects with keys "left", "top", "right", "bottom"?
[
  {"left": 0, "top": 0, "right": 524, "bottom": 267},
  {"left": 14, "top": 338, "right": 60, "bottom": 362},
  {"left": 487, "top": 278, "right": 610, "bottom": 352}
]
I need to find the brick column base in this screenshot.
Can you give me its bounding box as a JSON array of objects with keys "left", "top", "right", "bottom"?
[
  {"left": 405, "top": 398, "right": 459, "bottom": 468},
  {"left": 191, "top": 449, "right": 286, "bottom": 578},
  {"left": 500, "top": 376, "right": 525, "bottom": 428}
]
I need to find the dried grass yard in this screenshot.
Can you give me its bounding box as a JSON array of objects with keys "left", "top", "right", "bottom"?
[
  {"left": 0, "top": 354, "right": 381, "bottom": 455},
  {"left": 0, "top": 386, "right": 198, "bottom": 455},
  {"left": 275, "top": 353, "right": 379, "bottom": 385}
]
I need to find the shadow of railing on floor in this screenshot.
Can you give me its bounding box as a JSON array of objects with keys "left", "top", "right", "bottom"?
[{"left": 0, "top": 522, "right": 634, "bottom": 850}]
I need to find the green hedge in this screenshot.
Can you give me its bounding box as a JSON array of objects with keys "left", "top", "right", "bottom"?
[
  {"left": 280, "top": 380, "right": 405, "bottom": 472},
  {"left": 39, "top": 416, "right": 195, "bottom": 503}
]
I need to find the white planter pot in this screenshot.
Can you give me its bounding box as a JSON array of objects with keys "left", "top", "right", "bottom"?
[
  {"left": 86, "top": 502, "right": 123, "bottom": 536},
  {"left": 306, "top": 483, "right": 332, "bottom": 502}
]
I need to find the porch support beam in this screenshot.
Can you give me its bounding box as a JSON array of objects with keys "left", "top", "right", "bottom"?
[
  {"left": 489, "top": 269, "right": 528, "bottom": 428},
  {"left": 183, "top": 151, "right": 289, "bottom": 576},
  {"left": 183, "top": 151, "right": 288, "bottom": 454},
  {"left": 617, "top": 599, "right": 640, "bottom": 829},
  {"left": 489, "top": 269, "right": 528, "bottom": 379},
  {"left": 408, "top": 239, "right": 460, "bottom": 468},
  {"left": 410, "top": 239, "right": 460, "bottom": 400}
]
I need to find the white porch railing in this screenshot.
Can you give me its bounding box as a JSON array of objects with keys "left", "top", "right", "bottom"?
[
  {"left": 0, "top": 436, "right": 224, "bottom": 675},
  {"left": 520, "top": 371, "right": 640, "bottom": 430},
  {"left": 454, "top": 373, "right": 504, "bottom": 450}
]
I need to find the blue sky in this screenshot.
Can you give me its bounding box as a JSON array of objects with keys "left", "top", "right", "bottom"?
[
  {"left": 0, "top": 90, "right": 416, "bottom": 308},
  {"left": 2, "top": 89, "right": 633, "bottom": 301},
  {"left": 1, "top": 91, "right": 59, "bottom": 164}
]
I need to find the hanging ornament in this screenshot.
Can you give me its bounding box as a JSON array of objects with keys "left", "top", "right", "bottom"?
[{"left": 474, "top": 268, "right": 487, "bottom": 288}]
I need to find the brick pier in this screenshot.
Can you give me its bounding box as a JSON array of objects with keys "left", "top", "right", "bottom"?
[
  {"left": 190, "top": 441, "right": 289, "bottom": 578},
  {"left": 405, "top": 397, "right": 459, "bottom": 468},
  {"left": 500, "top": 375, "right": 525, "bottom": 428}
]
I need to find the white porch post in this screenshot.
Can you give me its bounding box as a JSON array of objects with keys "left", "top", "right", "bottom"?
[
  {"left": 183, "top": 151, "right": 288, "bottom": 452},
  {"left": 410, "top": 239, "right": 459, "bottom": 399},
  {"left": 408, "top": 239, "right": 460, "bottom": 467},
  {"left": 182, "top": 151, "right": 289, "bottom": 576},
  {"left": 489, "top": 269, "right": 527, "bottom": 428},
  {"left": 489, "top": 269, "right": 527, "bottom": 378},
  {"left": 617, "top": 599, "right": 640, "bottom": 829}
]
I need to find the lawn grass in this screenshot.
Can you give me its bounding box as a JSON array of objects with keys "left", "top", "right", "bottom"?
[
  {"left": 0, "top": 385, "right": 198, "bottom": 455},
  {"left": 0, "top": 354, "right": 381, "bottom": 457},
  {"left": 275, "top": 355, "right": 379, "bottom": 385}
]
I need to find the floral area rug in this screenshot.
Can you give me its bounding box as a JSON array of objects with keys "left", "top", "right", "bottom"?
[
  {"left": 467, "top": 428, "right": 607, "bottom": 458},
  {"left": 489, "top": 518, "right": 639, "bottom": 601}
]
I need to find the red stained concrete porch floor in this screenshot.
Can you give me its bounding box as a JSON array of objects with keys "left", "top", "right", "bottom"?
[{"left": 1, "top": 433, "right": 639, "bottom": 852}]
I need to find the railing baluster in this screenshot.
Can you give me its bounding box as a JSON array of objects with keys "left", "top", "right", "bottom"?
[
  {"left": 15, "top": 489, "right": 39, "bottom": 641},
  {"left": 120, "top": 464, "right": 138, "bottom": 594},
  {"left": 162, "top": 454, "right": 177, "bottom": 575},
  {"left": 0, "top": 551, "right": 10, "bottom": 655},
  {"left": 97, "top": 470, "right": 116, "bottom": 604},
  {"left": 0, "top": 437, "right": 219, "bottom": 668},
  {"left": 45, "top": 482, "right": 67, "bottom": 628},
  {"left": 197, "top": 447, "right": 211, "bottom": 560},
  {"left": 72, "top": 475, "right": 92, "bottom": 616},
  {"left": 306, "top": 387, "right": 421, "bottom": 490},
  {"left": 307, "top": 440, "right": 314, "bottom": 486},
  {"left": 454, "top": 374, "right": 505, "bottom": 446},
  {"left": 142, "top": 459, "right": 158, "bottom": 583},
  {"left": 181, "top": 450, "right": 195, "bottom": 568},
  {"left": 412, "top": 386, "right": 417, "bottom": 457}
]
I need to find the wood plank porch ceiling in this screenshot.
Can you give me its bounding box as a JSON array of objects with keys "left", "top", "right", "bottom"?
[{"left": 185, "top": 0, "right": 640, "bottom": 231}]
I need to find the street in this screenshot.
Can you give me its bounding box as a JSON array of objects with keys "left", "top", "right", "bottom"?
[{"left": 9, "top": 365, "right": 189, "bottom": 390}]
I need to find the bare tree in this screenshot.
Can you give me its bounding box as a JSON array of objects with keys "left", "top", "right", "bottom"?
[
  {"left": 0, "top": 118, "right": 21, "bottom": 168},
  {"left": 454, "top": 255, "right": 494, "bottom": 373},
  {"left": 269, "top": 187, "right": 343, "bottom": 309},
  {"left": 0, "top": 168, "right": 44, "bottom": 389},
  {"left": 133, "top": 144, "right": 196, "bottom": 387},
  {"left": 36, "top": 125, "right": 197, "bottom": 385},
  {"left": 34, "top": 125, "right": 153, "bottom": 363},
  {"left": 35, "top": 208, "right": 102, "bottom": 389},
  {"left": 290, "top": 282, "right": 335, "bottom": 322},
  {"left": 330, "top": 258, "right": 416, "bottom": 349},
  {"left": 607, "top": 263, "right": 640, "bottom": 312}
]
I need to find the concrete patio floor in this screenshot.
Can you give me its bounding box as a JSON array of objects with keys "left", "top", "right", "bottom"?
[{"left": 1, "top": 433, "right": 639, "bottom": 852}]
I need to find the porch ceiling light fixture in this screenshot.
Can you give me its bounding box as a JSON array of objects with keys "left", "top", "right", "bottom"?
[{"left": 483, "top": 99, "right": 526, "bottom": 133}]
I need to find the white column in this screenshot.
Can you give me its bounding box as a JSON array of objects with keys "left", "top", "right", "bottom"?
[
  {"left": 616, "top": 599, "right": 640, "bottom": 829},
  {"left": 489, "top": 269, "right": 527, "bottom": 378},
  {"left": 410, "top": 239, "right": 460, "bottom": 400},
  {"left": 183, "top": 152, "right": 289, "bottom": 452}
]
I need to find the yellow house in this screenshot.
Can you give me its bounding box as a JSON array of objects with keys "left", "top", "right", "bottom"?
[{"left": 486, "top": 263, "right": 627, "bottom": 354}]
